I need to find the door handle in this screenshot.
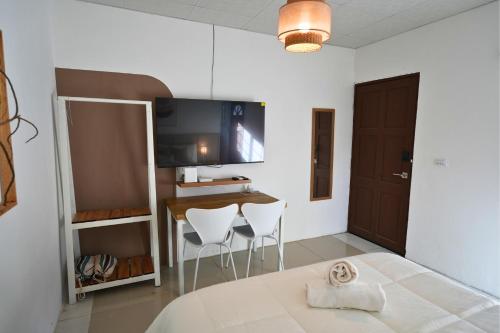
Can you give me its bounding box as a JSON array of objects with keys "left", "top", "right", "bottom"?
[{"left": 392, "top": 172, "right": 408, "bottom": 179}]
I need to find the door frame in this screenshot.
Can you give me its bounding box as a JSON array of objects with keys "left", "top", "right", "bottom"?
[
  {"left": 348, "top": 73, "right": 420, "bottom": 255},
  {"left": 355, "top": 73, "right": 420, "bottom": 89},
  {"left": 310, "top": 108, "right": 335, "bottom": 201}
]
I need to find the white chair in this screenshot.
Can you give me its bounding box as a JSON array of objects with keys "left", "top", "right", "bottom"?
[
  {"left": 225, "top": 200, "right": 286, "bottom": 278},
  {"left": 184, "top": 204, "right": 238, "bottom": 291}
]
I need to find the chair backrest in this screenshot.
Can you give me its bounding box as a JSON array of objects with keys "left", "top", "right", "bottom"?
[
  {"left": 241, "top": 200, "right": 286, "bottom": 238},
  {"left": 186, "top": 204, "right": 238, "bottom": 245}
]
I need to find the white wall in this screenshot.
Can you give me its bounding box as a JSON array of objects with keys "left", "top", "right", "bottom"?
[
  {"left": 0, "top": 0, "right": 61, "bottom": 332},
  {"left": 53, "top": 0, "right": 355, "bottom": 256},
  {"left": 52, "top": 0, "right": 499, "bottom": 299},
  {"left": 356, "top": 2, "right": 500, "bottom": 297}
]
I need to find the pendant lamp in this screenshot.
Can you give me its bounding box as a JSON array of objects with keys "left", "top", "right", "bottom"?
[{"left": 278, "top": 0, "right": 332, "bottom": 53}]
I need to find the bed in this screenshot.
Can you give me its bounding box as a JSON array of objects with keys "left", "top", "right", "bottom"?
[{"left": 147, "top": 253, "right": 499, "bottom": 333}]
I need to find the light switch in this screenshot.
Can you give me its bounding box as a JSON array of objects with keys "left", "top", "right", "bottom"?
[{"left": 433, "top": 158, "right": 448, "bottom": 167}]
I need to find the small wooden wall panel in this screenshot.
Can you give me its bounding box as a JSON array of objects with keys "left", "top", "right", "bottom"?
[{"left": 310, "top": 108, "right": 335, "bottom": 201}]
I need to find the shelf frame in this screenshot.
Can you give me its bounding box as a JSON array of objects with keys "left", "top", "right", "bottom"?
[
  {"left": 56, "top": 96, "right": 161, "bottom": 304},
  {"left": 77, "top": 273, "right": 156, "bottom": 293}
]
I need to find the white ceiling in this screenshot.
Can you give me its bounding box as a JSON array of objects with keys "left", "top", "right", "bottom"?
[{"left": 80, "top": 0, "right": 495, "bottom": 48}]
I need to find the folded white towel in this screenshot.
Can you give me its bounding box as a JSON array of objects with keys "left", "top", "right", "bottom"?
[
  {"left": 306, "top": 279, "right": 386, "bottom": 312},
  {"left": 328, "top": 259, "right": 359, "bottom": 286}
]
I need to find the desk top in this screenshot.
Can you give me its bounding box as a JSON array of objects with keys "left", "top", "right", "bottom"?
[{"left": 165, "top": 191, "right": 279, "bottom": 221}]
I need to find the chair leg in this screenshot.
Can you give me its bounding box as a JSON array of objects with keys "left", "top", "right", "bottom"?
[
  {"left": 225, "top": 232, "right": 235, "bottom": 268},
  {"left": 222, "top": 244, "right": 238, "bottom": 281},
  {"left": 246, "top": 239, "right": 254, "bottom": 278},
  {"left": 261, "top": 237, "right": 265, "bottom": 261},
  {"left": 270, "top": 236, "right": 284, "bottom": 271},
  {"left": 219, "top": 244, "right": 223, "bottom": 271},
  {"left": 277, "top": 240, "right": 284, "bottom": 271},
  {"left": 193, "top": 245, "right": 206, "bottom": 291}
]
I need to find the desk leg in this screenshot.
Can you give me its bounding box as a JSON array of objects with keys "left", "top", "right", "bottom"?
[
  {"left": 167, "top": 208, "right": 173, "bottom": 268},
  {"left": 278, "top": 211, "right": 285, "bottom": 271},
  {"left": 177, "top": 220, "right": 185, "bottom": 295}
]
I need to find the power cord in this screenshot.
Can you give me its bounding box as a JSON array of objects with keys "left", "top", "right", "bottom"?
[
  {"left": 210, "top": 24, "right": 215, "bottom": 100},
  {"left": 0, "top": 69, "right": 39, "bottom": 202}
]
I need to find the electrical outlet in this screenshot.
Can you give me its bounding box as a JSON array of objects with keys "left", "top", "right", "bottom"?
[{"left": 433, "top": 158, "right": 448, "bottom": 167}]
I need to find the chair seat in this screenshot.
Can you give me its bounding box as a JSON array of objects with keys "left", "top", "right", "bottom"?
[
  {"left": 184, "top": 232, "right": 203, "bottom": 245},
  {"left": 184, "top": 231, "right": 232, "bottom": 246},
  {"left": 233, "top": 224, "right": 255, "bottom": 238}
]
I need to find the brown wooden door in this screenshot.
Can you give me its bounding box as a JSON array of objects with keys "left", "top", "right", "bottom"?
[
  {"left": 348, "top": 74, "right": 419, "bottom": 255},
  {"left": 310, "top": 109, "right": 335, "bottom": 201}
]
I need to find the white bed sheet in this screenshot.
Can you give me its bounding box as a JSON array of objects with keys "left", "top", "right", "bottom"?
[{"left": 147, "top": 253, "right": 499, "bottom": 333}]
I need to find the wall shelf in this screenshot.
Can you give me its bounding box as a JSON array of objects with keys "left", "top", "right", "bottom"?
[{"left": 176, "top": 177, "right": 251, "bottom": 188}]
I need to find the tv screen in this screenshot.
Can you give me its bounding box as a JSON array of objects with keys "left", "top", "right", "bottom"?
[{"left": 155, "top": 98, "right": 265, "bottom": 168}]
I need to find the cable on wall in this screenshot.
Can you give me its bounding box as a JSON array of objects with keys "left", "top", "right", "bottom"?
[
  {"left": 0, "top": 69, "right": 39, "bottom": 202},
  {"left": 206, "top": 24, "right": 222, "bottom": 169},
  {"left": 210, "top": 24, "right": 215, "bottom": 100}
]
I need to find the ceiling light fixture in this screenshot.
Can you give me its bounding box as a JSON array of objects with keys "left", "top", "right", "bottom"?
[{"left": 278, "top": 0, "right": 332, "bottom": 53}]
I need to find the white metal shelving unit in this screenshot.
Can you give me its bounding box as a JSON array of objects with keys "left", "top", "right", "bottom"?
[{"left": 56, "top": 96, "right": 161, "bottom": 304}]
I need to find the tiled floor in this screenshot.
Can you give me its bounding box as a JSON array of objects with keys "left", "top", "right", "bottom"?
[{"left": 55, "top": 232, "right": 392, "bottom": 333}]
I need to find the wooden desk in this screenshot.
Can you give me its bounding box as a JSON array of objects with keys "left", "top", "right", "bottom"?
[{"left": 165, "top": 191, "right": 285, "bottom": 295}]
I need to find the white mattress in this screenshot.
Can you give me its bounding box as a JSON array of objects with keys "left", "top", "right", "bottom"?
[{"left": 147, "top": 253, "right": 499, "bottom": 333}]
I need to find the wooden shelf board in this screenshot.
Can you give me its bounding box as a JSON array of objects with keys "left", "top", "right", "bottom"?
[
  {"left": 130, "top": 256, "right": 143, "bottom": 277},
  {"left": 177, "top": 177, "right": 251, "bottom": 188},
  {"left": 116, "top": 258, "right": 130, "bottom": 280},
  {"left": 72, "top": 207, "right": 151, "bottom": 224},
  {"left": 76, "top": 255, "right": 155, "bottom": 289}
]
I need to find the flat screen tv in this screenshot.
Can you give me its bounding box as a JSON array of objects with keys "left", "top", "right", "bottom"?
[{"left": 155, "top": 98, "right": 265, "bottom": 168}]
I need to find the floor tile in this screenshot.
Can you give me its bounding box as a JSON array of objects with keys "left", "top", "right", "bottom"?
[
  {"left": 221, "top": 248, "right": 272, "bottom": 280},
  {"left": 365, "top": 246, "right": 395, "bottom": 254},
  {"left": 282, "top": 242, "right": 325, "bottom": 269},
  {"left": 163, "top": 255, "right": 229, "bottom": 294},
  {"left": 220, "top": 241, "right": 323, "bottom": 279},
  {"left": 89, "top": 297, "right": 168, "bottom": 333},
  {"left": 333, "top": 232, "right": 394, "bottom": 254},
  {"left": 55, "top": 315, "right": 91, "bottom": 333},
  {"left": 59, "top": 296, "right": 94, "bottom": 321},
  {"left": 92, "top": 281, "right": 176, "bottom": 314},
  {"left": 331, "top": 232, "right": 350, "bottom": 242},
  {"left": 299, "top": 235, "right": 364, "bottom": 260}
]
